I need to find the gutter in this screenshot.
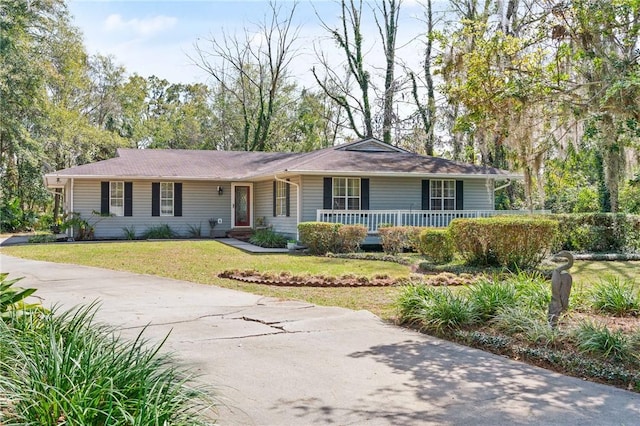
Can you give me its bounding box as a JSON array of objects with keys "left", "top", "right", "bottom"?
[
  {"left": 494, "top": 180, "right": 512, "bottom": 192},
  {"left": 274, "top": 175, "right": 301, "bottom": 240}
]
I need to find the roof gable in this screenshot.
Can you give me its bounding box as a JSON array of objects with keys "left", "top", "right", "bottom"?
[{"left": 335, "top": 137, "right": 408, "bottom": 153}]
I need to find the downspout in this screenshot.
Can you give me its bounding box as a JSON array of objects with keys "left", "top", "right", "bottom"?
[
  {"left": 69, "top": 179, "right": 74, "bottom": 238},
  {"left": 274, "top": 175, "right": 301, "bottom": 240}
]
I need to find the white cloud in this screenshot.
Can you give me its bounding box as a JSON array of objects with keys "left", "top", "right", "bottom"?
[{"left": 104, "top": 14, "right": 177, "bottom": 36}]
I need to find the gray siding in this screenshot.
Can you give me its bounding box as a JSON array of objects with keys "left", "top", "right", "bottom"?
[
  {"left": 254, "top": 178, "right": 299, "bottom": 238},
  {"left": 301, "top": 175, "right": 495, "bottom": 222},
  {"left": 71, "top": 180, "right": 232, "bottom": 239}
]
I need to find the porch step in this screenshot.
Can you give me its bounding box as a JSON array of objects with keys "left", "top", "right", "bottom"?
[{"left": 226, "top": 228, "right": 254, "bottom": 241}]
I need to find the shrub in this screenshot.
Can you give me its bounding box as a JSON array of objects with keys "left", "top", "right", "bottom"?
[
  {"left": 337, "top": 225, "right": 368, "bottom": 253},
  {"left": 378, "top": 226, "right": 420, "bottom": 255},
  {"left": 298, "top": 222, "right": 341, "bottom": 255},
  {"left": 550, "top": 213, "right": 640, "bottom": 253},
  {"left": 419, "top": 228, "right": 454, "bottom": 263},
  {"left": 588, "top": 276, "right": 639, "bottom": 316},
  {"left": 142, "top": 224, "right": 174, "bottom": 239},
  {"left": 187, "top": 223, "right": 203, "bottom": 238},
  {"left": 249, "top": 228, "right": 287, "bottom": 248},
  {"left": 27, "top": 233, "right": 57, "bottom": 244},
  {"left": 449, "top": 216, "right": 560, "bottom": 269},
  {"left": 0, "top": 304, "right": 213, "bottom": 425}
]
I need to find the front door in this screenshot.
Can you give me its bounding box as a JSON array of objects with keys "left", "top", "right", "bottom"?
[{"left": 234, "top": 185, "right": 251, "bottom": 227}]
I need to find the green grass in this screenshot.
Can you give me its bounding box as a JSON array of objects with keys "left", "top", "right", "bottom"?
[{"left": 1, "top": 241, "right": 408, "bottom": 319}]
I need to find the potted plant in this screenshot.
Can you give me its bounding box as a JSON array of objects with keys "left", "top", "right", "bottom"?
[{"left": 287, "top": 239, "right": 297, "bottom": 250}]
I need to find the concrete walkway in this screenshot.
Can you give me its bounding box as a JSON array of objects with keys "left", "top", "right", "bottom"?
[{"left": 1, "top": 254, "right": 638, "bottom": 425}]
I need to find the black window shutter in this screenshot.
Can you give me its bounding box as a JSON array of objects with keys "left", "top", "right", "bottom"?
[
  {"left": 174, "top": 183, "right": 182, "bottom": 217},
  {"left": 124, "top": 182, "right": 133, "bottom": 217},
  {"left": 285, "top": 180, "right": 290, "bottom": 217},
  {"left": 272, "top": 181, "right": 277, "bottom": 217},
  {"left": 323, "top": 177, "right": 332, "bottom": 209},
  {"left": 101, "top": 182, "right": 109, "bottom": 214},
  {"left": 151, "top": 182, "right": 160, "bottom": 216},
  {"left": 421, "top": 180, "right": 430, "bottom": 210},
  {"left": 361, "top": 178, "right": 369, "bottom": 210},
  {"left": 456, "top": 180, "right": 464, "bottom": 210}
]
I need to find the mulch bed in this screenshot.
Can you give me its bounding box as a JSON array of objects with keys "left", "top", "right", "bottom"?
[{"left": 218, "top": 270, "right": 397, "bottom": 287}]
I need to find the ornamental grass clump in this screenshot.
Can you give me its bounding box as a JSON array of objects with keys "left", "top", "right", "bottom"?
[
  {"left": 467, "top": 279, "right": 517, "bottom": 321},
  {"left": 588, "top": 276, "right": 640, "bottom": 316},
  {"left": 0, "top": 304, "right": 214, "bottom": 425},
  {"left": 574, "top": 321, "right": 638, "bottom": 363},
  {"left": 397, "top": 284, "right": 476, "bottom": 332}
]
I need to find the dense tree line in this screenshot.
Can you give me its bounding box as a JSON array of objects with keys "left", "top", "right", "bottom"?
[{"left": 0, "top": 0, "right": 638, "bottom": 231}]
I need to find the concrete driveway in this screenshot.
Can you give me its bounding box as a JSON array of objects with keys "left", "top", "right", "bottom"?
[{"left": 1, "top": 254, "right": 639, "bottom": 425}]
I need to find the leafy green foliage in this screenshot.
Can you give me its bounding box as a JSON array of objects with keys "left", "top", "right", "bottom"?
[
  {"left": 0, "top": 274, "right": 41, "bottom": 320},
  {"left": 550, "top": 213, "right": 640, "bottom": 253},
  {"left": 249, "top": 228, "right": 287, "bottom": 248},
  {"left": 418, "top": 228, "right": 454, "bottom": 264},
  {"left": 396, "top": 284, "right": 476, "bottom": 331},
  {"left": 449, "top": 216, "right": 560, "bottom": 269},
  {"left": 378, "top": 226, "right": 423, "bottom": 255},
  {"left": 0, "top": 304, "right": 214, "bottom": 425},
  {"left": 298, "top": 222, "right": 341, "bottom": 255},
  {"left": 122, "top": 225, "right": 137, "bottom": 240},
  {"left": 588, "top": 277, "right": 639, "bottom": 316},
  {"left": 574, "top": 321, "right": 637, "bottom": 363},
  {"left": 467, "top": 280, "right": 517, "bottom": 321},
  {"left": 142, "top": 224, "right": 175, "bottom": 239}
]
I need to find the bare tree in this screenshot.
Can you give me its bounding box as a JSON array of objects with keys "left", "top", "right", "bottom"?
[
  {"left": 313, "top": 0, "right": 373, "bottom": 139},
  {"left": 192, "top": 2, "right": 299, "bottom": 151},
  {"left": 375, "top": 0, "right": 401, "bottom": 144},
  {"left": 409, "top": 0, "right": 436, "bottom": 155}
]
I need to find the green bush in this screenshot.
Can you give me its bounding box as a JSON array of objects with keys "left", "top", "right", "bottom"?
[
  {"left": 337, "top": 225, "right": 368, "bottom": 253},
  {"left": 297, "top": 222, "right": 367, "bottom": 254},
  {"left": 467, "top": 279, "right": 517, "bottom": 321},
  {"left": 550, "top": 213, "right": 640, "bottom": 253},
  {"left": 249, "top": 228, "right": 287, "bottom": 248},
  {"left": 419, "top": 228, "right": 454, "bottom": 264},
  {"left": 449, "top": 216, "right": 560, "bottom": 269},
  {"left": 142, "top": 224, "right": 174, "bottom": 239},
  {"left": 298, "top": 222, "right": 341, "bottom": 255}
]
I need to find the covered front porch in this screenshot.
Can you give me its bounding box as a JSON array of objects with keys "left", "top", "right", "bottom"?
[{"left": 316, "top": 209, "right": 549, "bottom": 233}]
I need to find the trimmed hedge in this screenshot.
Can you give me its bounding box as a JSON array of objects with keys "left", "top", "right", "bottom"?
[
  {"left": 548, "top": 213, "right": 640, "bottom": 253},
  {"left": 297, "top": 222, "right": 367, "bottom": 255},
  {"left": 378, "top": 226, "right": 424, "bottom": 255},
  {"left": 419, "top": 228, "right": 454, "bottom": 264},
  {"left": 449, "top": 216, "right": 559, "bottom": 269}
]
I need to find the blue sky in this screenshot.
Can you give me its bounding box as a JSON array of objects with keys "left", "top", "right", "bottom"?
[{"left": 68, "top": 0, "right": 440, "bottom": 86}]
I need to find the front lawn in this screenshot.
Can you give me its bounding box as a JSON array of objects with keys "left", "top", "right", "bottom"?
[{"left": 1, "top": 240, "right": 408, "bottom": 318}]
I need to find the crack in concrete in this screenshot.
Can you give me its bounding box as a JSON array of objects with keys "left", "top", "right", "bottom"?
[
  {"left": 238, "top": 316, "right": 287, "bottom": 332},
  {"left": 117, "top": 307, "right": 255, "bottom": 330}
]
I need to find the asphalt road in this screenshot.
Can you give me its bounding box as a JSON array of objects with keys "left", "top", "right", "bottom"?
[{"left": 1, "top": 254, "right": 639, "bottom": 425}]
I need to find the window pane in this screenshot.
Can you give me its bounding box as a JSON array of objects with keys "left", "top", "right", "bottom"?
[
  {"left": 333, "top": 178, "right": 345, "bottom": 197},
  {"left": 348, "top": 178, "right": 360, "bottom": 196},
  {"left": 334, "top": 198, "right": 345, "bottom": 209},
  {"left": 431, "top": 199, "right": 441, "bottom": 210},
  {"left": 444, "top": 199, "right": 455, "bottom": 210},
  {"left": 347, "top": 198, "right": 360, "bottom": 210}
]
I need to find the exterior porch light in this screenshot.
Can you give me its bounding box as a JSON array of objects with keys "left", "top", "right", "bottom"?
[{"left": 217, "top": 185, "right": 223, "bottom": 196}]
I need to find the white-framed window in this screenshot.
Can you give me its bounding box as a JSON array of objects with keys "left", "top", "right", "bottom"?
[
  {"left": 333, "top": 177, "right": 360, "bottom": 210},
  {"left": 430, "top": 180, "right": 456, "bottom": 210},
  {"left": 160, "top": 182, "right": 174, "bottom": 216},
  {"left": 110, "top": 181, "right": 124, "bottom": 216},
  {"left": 275, "top": 180, "right": 287, "bottom": 216}
]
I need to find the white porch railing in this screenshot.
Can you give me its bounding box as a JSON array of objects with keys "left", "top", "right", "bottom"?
[{"left": 316, "top": 209, "right": 550, "bottom": 233}]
